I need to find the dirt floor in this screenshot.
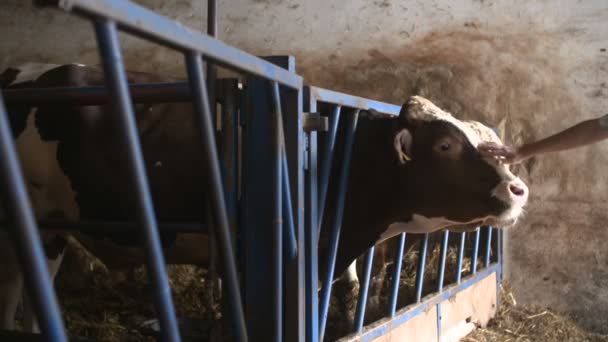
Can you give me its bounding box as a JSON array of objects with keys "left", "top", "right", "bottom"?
[{"left": 40, "top": 236, "right": 608, "bottom": 342}]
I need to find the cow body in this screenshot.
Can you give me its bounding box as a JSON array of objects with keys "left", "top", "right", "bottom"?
[{"left": 0, "top": 63, "right": 528, "bottom": 333}]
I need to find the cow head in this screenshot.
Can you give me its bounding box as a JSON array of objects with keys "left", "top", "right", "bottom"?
[{"left": 386, "top": 96, "right": 528, "bottom": 236}]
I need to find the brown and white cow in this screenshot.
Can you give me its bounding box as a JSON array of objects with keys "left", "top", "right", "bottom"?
[
  {"left": 0, "top": 63, "right": 527, "bottom": 333},
  {"left": 319, "top": 95, "right": 527, "bottom": 281}
]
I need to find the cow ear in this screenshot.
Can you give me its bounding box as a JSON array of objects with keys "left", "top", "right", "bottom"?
[{"left": 394, "top": 128, "right": 413, "bottom": 165}]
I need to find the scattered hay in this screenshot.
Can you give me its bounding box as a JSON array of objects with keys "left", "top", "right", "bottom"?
[
  {"left": 50, "top": 235, "right": 608, "bottom": 342},
  {"left": 464, "top": 284, "right": 608, "bottom": 342},
  {"left": 53, "top": 238, "right": 220, "bottom": 341}
]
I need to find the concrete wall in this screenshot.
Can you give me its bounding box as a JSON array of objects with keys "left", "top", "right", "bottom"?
[{"left": 2, "top": 0, "right": 608, "bottom": 333}]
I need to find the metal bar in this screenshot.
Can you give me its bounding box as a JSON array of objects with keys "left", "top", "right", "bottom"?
[
  {"left": 319, "top": 110, "right": 360, "bottom": 342},
  {"left": 184, "top": 51, "right": 247, "bottom": 342},
  {"left": 0, "top": 219, "right": 207, "bottom": 233},
  {"left": 472, "top": 228, "right": 481, "bottom": 275},
  {"left": 354, "top": 247, "right": 375, "bottom": 333},
  {"left": 415, "top": 233, "right": 429, "bottom": 303},
  {"left": 388, "top": 233, "right": 406, "bottom": 318},
  {"left": 304, "top": 89, "right": 320, "bottom": 342},
  {"left": 484, "top": 226, "right": 493, "bottom": 268},
  {"left": 496, "top": 228, "right": 503, "bottom": 309},
  {"left": 340, "top": 264, "right": 501, "bottom": 342},
  {"left": 207, "top": 0, "right": 217, "bottom": 36},
  {"left": 93, "top": 20, "right": 180, "bottom": 342},
  {"left": 282, "top": 147, "right": 297, "bottom": 260},
  {"left": 271, "top": 82, "right": 284, "bottom": 342},
  {"left": 436, "top": 302, "right": 442, "bottom": 342},
  {"left": 206, "top": 0, "right": 219, "bottom": 317},
  {"left": 0, "top": 94, "right": 68, "bottom": 341},
  {"left": 308, "top": 86, "right": 401, "bottom": 115},
  {"left": 57, "top": 0, "right": 302, "bottom": 89},
  {"left": 218, "top": 79, "right": 239, "bottom": 244},
  {"left": 264, "top": 56, "right": 304, "bottom": 342},
  {"left": 2, "top": 83, "right": 192, "bottom": 105},
  {"left": 317, "top": 105, "right": 341, "bottom": 234},
  {"left": 437, "top": 230, "right": 450, "bottom": 292},
  {"left": 456, "top": 232, "right": 466, "bottom": 284}
]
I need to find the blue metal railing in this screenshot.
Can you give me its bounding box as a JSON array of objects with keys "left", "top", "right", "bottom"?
[{"left": 95, "top": 19, "right": 181, "bottom": 341}]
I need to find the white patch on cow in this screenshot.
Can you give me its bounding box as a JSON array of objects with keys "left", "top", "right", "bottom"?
[
  {"left": 377, "top": 214, "right": 497, "bottom": 244},
  {"left": 406, "top": 96, "right": 486, "bottom": 148},
  {"left": 343, "top": 261, "right": 359, "bottom": 283},
  {"left": 14, "top": 110, "right": 79, "bottom": 221}
]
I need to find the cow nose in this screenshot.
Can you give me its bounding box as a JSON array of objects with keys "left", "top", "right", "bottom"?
[{"left": 509, "top": 183, "right": 526, "bottom": 197}]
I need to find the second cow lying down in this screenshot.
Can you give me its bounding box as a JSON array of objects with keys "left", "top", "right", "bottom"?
[{"left": 0, "top": 63, "right": 528, "bottom": 333}]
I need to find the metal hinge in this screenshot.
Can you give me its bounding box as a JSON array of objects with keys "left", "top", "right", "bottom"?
[{"left": 303, "top": 112, "right": 328, "bottom": 132}]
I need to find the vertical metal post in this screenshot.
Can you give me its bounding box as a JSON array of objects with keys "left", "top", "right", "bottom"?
[
  {"left": 496, "top": 228, "right": 503, "bottom": 308},
  {"left": 184, "top": 51, "right": 247, "bottom": 342},
  {"left": 263, "top": 56, "right": 303, "bottom": 342},
  {"left": 0, "top": 95, "right": 68, "bottom": 342},
  {"left": 304, "top": 89, "right": 319, "bottom": 342},
  {"left": 354, "top": 247, "right": 375, "bottom": 333},
  {"left": 484, "top": 226, "right": 493, "bottom": 267},
  {"left": 206, "top": 0, "right": 219, "bottom": 309},
  {"left": 437, "top": 230, "right": 449, "bottom": 292},
  {"left": 472, "top": 228, "right": 481, "bottom": 275},
  {"left": 282, "top": 149, "right": 297, "bottom": 260},
  {"left": 93, "top": 20, "right": 180, "bottom": 342},
  {"left": 388, "top": 233, "right": 406, "bottom": 317},
  {"left": 219, "top": 79, "right": 239, "bottom": 245},
  {"left": 415, "top": 233, "right": 429, "bottom": 303},
  {"left": 271, "top": 82, "right": 284, "bottom": 342},
  {"left": 317, "top": 105, "right": 341, "bottom": 233},
  {"left": 319, "top": 110, "right": 360, "bottom": 342},
  {"left": 456, "top": 232, "right": 466, "bottom": 284}
]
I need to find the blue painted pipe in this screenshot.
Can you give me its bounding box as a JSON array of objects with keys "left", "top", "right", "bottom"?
[
  {"left": 388, "top": 233, "right": 406, "bottom": 318},
  {"left": 437, "top": 230, "right": 450, "bottom": 292},
  {"left": 472, "top": 228, "right": 481, "bottom": 275},
  {"left": 281, "top": 146, "right": 297, "bottom": 260},
  {"left": 354, "top": 247, "right": 375, "bottom": 333},
  {"left": 304, "top": 130, "right": 319, "bottom": 342},
  {"left": 319, "top": 110, "right": 360, "bottom": 341},
  {"left": 0, "top": 98, "right": 68, "bottom": 341},
  {"left": 485, "top": 226, "right": 493, "bottom": 267},
  {"left": 317, "top": 106, "right": 341, "bottom": 234},
  {"left": 415, "top": 233, "right": 430, "bottom": 303},
  {"left": 271, "top": 82, "right": 283, "bottom": 342},
  {"left": 456, "top": 232, "right": 466, "bottom": 284},
  {"left": 184, "top": 51, "right": 247, "bottom": 342},
  {"left": 95, "top": 20, "right": 181, "bottom": 342}
]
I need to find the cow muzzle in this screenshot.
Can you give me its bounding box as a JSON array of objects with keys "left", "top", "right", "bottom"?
[{"left": 492, "top": 178, "right": 528, "bottom": 223}]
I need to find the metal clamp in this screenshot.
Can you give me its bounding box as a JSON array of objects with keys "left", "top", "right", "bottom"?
[{"left": 303, "top": 112, "right": 328, "bottom": 132}]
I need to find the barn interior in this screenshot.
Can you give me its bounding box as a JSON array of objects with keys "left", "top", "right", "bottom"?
[{"left": 1, "top": 0, "right": 608, "bottom": 341}]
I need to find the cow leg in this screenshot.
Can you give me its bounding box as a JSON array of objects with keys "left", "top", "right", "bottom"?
[
  {"left": 22, "top": 237, "right": 66, "bottom": 333},
  {"left": 329, "top": 260, "right": 360, "bottom": 337},
  {"left": 0, "top": 234, "right": 23, "bottom": 330},
  {"left": 367, "top": 242, "right": 390, "bottom": 322}
]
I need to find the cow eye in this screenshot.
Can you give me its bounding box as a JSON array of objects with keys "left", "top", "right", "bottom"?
[{"left": 440, "top": 142, "right": 450, "bottom": 151}]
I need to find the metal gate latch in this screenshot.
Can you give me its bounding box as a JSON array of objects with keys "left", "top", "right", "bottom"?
[{"left": 303, "top": 112, "right": 328, "bottom": 132}]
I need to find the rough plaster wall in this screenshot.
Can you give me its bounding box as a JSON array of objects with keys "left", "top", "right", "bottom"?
[{"left": 2, "top": 0, "right": 608, "bottom": 333}]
